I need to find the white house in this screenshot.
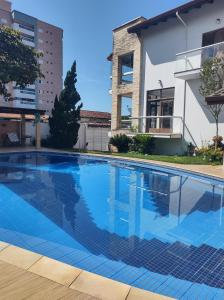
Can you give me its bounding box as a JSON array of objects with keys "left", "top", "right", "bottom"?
[{"left": 109, "top": 0, "right": 224, "bottom": 154}]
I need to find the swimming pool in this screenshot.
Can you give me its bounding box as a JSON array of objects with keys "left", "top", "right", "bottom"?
[{"left": 0, "top": 151, "right": 224, "bottom": 299}]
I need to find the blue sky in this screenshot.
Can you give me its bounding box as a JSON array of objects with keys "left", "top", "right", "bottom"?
[{"left": 11, "top": 0, "right": 189, "bottom": 112}]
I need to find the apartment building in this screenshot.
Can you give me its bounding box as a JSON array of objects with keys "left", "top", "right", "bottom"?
[
  {"left": 0, "top": 0, "right": 63, "bottom": 146},
  {"left": 0, "top": 0, "right": 63, "bottom": 115},
  {"left": 108, "top": 0, "right": 224, "bottom": 154}
]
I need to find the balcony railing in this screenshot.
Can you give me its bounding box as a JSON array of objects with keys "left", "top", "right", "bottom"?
[
  {"left": 175, "top": 41, "right": 224, "bottom": 74},
  {"left": 120, "top": 116, "right": 182, "bottom": 134},
  {"left": 119, "top": 116, "right": 198, "bottom": 147}
]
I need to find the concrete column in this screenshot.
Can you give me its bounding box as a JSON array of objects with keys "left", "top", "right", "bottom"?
[
  {"left": 21, "top": 114, "right": 26, "bottom": 146},
  {"left": 34, "top": 112, "right": 41, "bottom": 149},
  {"left": 111, "top": 95, "right": 121, "bottom": 131},
  {"left": 35, "top": 121, "right": 41, "bottom": 149}
]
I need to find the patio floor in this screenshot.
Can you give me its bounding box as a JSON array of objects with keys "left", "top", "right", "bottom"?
[{"left": 0, "top": 242, "right": 172, "bottom": 300}]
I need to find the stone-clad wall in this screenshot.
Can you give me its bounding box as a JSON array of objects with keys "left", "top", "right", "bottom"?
[{"left": 111, "top": 17, "right": 145, "bottom": 133}]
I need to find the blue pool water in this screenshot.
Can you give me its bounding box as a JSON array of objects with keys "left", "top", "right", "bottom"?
[{"left": 0, "top": 152, "right": 224, "bottom": 299}]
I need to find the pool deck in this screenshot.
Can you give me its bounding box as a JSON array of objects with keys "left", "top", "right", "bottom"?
[
  {"left": 0, "top": 242, "right": 172, "bottom": 300},
  {"left": 0, "top": 146, "right": 223, "bottom": 299}
]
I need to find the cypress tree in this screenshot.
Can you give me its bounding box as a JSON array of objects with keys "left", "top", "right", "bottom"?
[{"left": 49, "top": 61, "right": 82, "bottom": 148}]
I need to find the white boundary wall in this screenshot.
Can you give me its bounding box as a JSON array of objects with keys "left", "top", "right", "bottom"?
[{"left": 74, "top": 123, "right": 110, "bottom": 151}]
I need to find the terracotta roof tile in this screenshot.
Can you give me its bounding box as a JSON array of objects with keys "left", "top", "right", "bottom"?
[{"left": 80, "top": 110, "right": 111, "bottom": 120}]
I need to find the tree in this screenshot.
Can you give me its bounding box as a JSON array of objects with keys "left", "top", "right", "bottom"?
[
  {"left": 200, "top": 57, "right": 224, "bottom": 149},
  {"left": 0, "top": 25, "right": 43, "bottom": 99},
  {"left": 49, "top": 61, "right": 82, "bottom": 148}
]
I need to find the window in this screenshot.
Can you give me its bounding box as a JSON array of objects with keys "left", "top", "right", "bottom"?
[
  {"left": 146, "top": 88, "right": 174, "bottom": 132},
  {"left": 202, "top": 28, "right": 224, "bottom": 64},
  {"left": 0, "top": 18, "right": 7, "bottom": 24},
  {"left": 202, "top": 28, "right": 224, "bottom": 47},
  {"left": 19, "top": 23, "right": 34, "bottom": 32},
  {"left": 21, "top": 34, "right": 34, "bottom": 43},
  {"left": 13, "top": 97, "right": 35, "bottom": 104},
  {"left": 120, "top": 96, "right": 132, "bottom": 129},
  {"left": 119, "top": 52, "right": 134, "bottom": 84},
  {"left": 38, "top": 28, "right": 43, "bottom": 33},
  {"left": 14, "top": 87, "right": 36, "bottom": 95}
]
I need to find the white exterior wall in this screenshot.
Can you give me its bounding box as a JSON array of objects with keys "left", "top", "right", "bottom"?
[
  {"left": 25, "top": 122, "right": 49, "bottom": 144},
  {"left": 141, "top": 0, "right": 224, "bottom": 149}
]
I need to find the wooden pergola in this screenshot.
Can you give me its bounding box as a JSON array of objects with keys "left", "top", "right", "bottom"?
[{"left": 0, "top": 106, "right": 46, "bottom": 149}]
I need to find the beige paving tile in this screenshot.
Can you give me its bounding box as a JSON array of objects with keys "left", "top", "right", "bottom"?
[
  {"left": 127, "top": 287, "right": 174, "bottom": 300},
  {"left": 0, "top": 260, "right": 98, "bottom": 300},
  {"left": 29, "top": 256, "right": 82, "bottom": 286},
  {"left": 0, "top": 245, "right": 42, "bottom": 270},
  {"left": 70, "top": 271, "right": 130, "bottom": 300},
  {"left": 0, "top": 241, "right": 9, "bottom": 251}
]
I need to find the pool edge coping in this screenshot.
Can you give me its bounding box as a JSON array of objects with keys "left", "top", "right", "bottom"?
[
  {"left": 0, "top": 242, "right": 174, "bottom": 300},
  {"left": 1, "top": 147, "right": 223, "bottom": 181}
]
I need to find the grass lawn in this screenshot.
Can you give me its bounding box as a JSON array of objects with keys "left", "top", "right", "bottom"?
[{"left": 69, "top": 150, "right": 222, "bottom": 165}]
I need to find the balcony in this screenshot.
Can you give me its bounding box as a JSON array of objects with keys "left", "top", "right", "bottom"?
[
  {"left": 12, "top": 23, "right": 35, "bottom": 37},
  {"left": 175, "top": 41, "right": 224, "bottom": 80},
  {"left": 120, "top": 116, "right": 183, "bottom": 139}
]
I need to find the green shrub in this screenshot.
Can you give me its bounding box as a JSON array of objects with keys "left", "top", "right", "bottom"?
[
  {"left": 109, "top": 134, "right": 131, "bottom": 153},
  {"left": 130, "top": 134, "right": 155, "bottom": 154},
  {"left": 212, "top": 136, "right": 224, "bottom": 149},
  {"left": 198, "top": 147, "right": 223, "bottom": 163}
]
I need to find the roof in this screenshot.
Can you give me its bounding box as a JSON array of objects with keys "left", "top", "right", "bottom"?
[
  {"left": 128, "top": 0, "right": 214, "bottom": 34},
  {"left": 112, "top": 16, "right": 146, "bottom": 32},
  {"left": 205, "top": 87, "right": 224, "bottom": 104},
  {"left": 80, "top": 110, "right": 111, "bottom": 120},
  {"left": 107, "top": 53, "right": 113, "bottom": 62},
  {"left": 0, "top": 106, "right": 46, "bottom": 115},
  {"left": 0, "top": 113, "right": 48, "bottom": 121},
  {"left": 86, "top": 122, "right": 111, "bottom": 128}
]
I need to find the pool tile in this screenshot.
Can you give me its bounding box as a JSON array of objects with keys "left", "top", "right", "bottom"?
[
  {"left": 127, "top": 287, "right": 173, "bottom": 300},
  {"left": 70, "top": 270, "right": 130, "bottom": 300},
  {"left": 92, "top": 259, "right": 125, "bottom": 277},
  {"left": 0, "top": 245, "right": 42, "bottom": 269},
  {"left": 29, "top": 256, "right": 82, "bottom": 286},
  {"left": 133, "top": 271, "right": 169, "bottom": 292},
  {"left": 111, "top": 265, "right": 147, "bottom": 284}
]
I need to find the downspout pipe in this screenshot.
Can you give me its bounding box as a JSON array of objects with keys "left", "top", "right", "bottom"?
[
  {"left": 176, "top": 11, "right": 188, "bottom": 50},
  {"left": 176, "top": 11, "right": 188, "bottom": 152}
]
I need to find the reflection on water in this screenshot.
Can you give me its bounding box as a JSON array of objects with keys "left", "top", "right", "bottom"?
[{"left": 0, "top": 153, "right": 224, "bottom": 293}]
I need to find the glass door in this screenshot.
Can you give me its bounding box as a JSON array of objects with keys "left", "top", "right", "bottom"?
[
  {"left": 160, "top": 100, "right": 173, "bottom": 129},
  {"left": 146, "top": 101, "right": 158, "bottom": 131}
]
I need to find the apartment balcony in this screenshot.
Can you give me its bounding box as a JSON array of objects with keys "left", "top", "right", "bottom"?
[
  {"left": 12, "top": 23, "right": 35, "bottom": 37},
  {"left": 120, "top": 116, "right": 183, "bottom": 139},
  {"left": 11, "top": 86, "right": 37, "bottom": 110},
  {"left": 175, "top": 41, "right": 224, "bottom": 80}
]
